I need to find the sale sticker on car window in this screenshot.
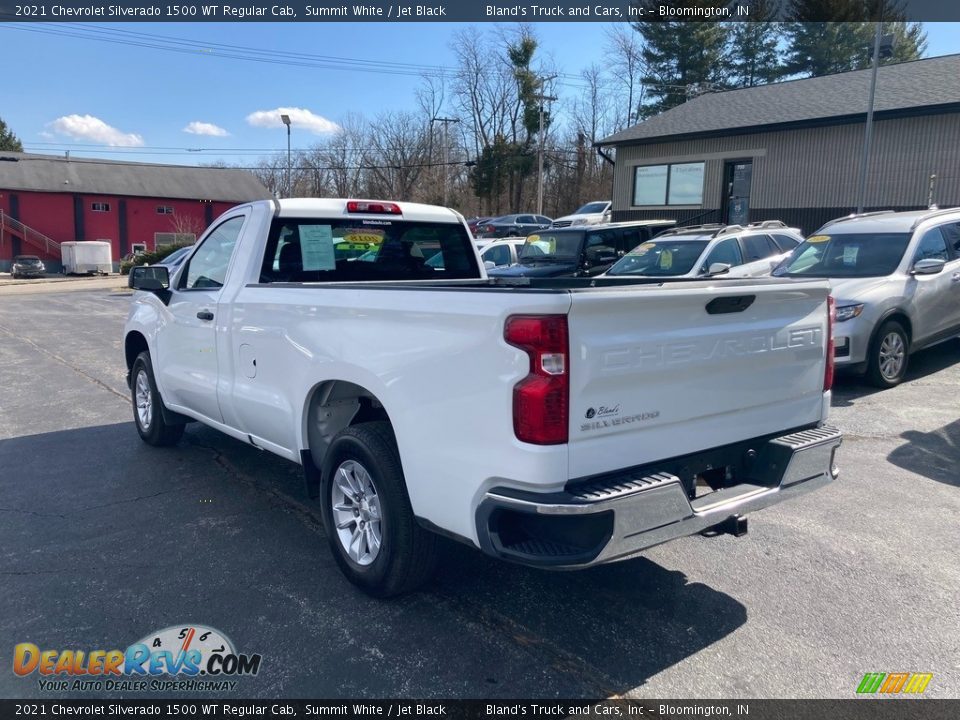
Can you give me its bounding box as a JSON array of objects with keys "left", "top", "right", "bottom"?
[
  {"left": 807, "top": 235, "right": 830, "bottom": 243},
  {"left": 659, "top": 249, "right": 673, "bottom": 269},
  {"left": 300, "top": 224, "right": 336, "bottom": 271},
  {"left": 842, "top": 245, "right": 860, "bottom": 265},
  {"left": 630, "top": 242, "right": 656, "bottom": 255}
]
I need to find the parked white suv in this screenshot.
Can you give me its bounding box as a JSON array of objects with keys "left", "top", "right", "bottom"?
[
  {"left": 604, "top": 221, "right": 802, "bottom": 279},
  {"left": 551, "top": 201, "right": 612, "bottom": 228}
]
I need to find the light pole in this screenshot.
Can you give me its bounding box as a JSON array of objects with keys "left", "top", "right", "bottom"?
[
  {"left": 856, "top": 25, "right": 894, "bottom": 214},
  {"left": 431, "top": 117, "right": 459, "bottom": 207},
  {"left": 280, "top": 113, "right": 292, "bottom": 198},
  {"left": 534, "top": 75, "right": 557, "bottom": 216}
]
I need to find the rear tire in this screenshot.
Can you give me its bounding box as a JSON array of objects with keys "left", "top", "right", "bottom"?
[
  {"left": 866, "top": 320, "right": 909, "bottom": 388},
  {"left": 131, "top": 351, "right": 185, "bottom": 446},
  {"left": 320, "top": 421, "right": 438, "bottom": 597}
]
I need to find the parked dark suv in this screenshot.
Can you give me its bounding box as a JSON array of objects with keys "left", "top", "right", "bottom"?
[
  {"left": 10, "top": 255, "right": 46, "bottom": 279},
  {"left": 486, "top": 220, "right": 676, "bottom": 278}
]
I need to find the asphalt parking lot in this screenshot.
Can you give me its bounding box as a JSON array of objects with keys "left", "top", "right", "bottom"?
[{"left": 1, "top": 286, "right": 958, "bottom": 700}]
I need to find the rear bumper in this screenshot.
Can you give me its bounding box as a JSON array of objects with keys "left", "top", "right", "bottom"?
[{"left": 476, "top": 425, "right": 842, "bottom": 568}]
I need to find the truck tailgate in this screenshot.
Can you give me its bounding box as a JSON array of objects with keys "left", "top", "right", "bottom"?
[{"left": 567, "top": 280, "right": 830, "bottom": 479}]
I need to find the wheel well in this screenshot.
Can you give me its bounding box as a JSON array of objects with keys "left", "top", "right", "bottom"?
[
  {"left": 125, "top": 332, "right": 149, "bottom": 370},
  {"left": 305, "top": 380, "right": 391, "bottom": 471},
  {"left": 873, "top": 312, "right": 913, "bottom": 348}
]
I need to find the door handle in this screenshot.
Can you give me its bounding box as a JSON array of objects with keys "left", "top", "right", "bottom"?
[
  {"left": 952, "top": 273, "right": 960, "bottom": 283},
  {"left": 197, "top": 310, "right": 214, "bottom": 321}
]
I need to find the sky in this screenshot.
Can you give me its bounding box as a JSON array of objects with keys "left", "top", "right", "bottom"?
[{"left": 1, "top": 21, "right": 958, "bottom": 168}]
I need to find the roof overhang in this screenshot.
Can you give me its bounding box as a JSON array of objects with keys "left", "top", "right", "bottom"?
[{"left": 594, "top": 102, "right": 960, "bottom": 149}]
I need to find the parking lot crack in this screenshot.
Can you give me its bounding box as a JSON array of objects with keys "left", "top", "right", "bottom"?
[
  {"left": 72, "top": 487, "right": 188, "bottom": 514},
  {"left": 0, "top": 322, "right": 129, "bottom": 405},
  {"left": 0, "top": 507, "right": 66, "bottom": 519}
]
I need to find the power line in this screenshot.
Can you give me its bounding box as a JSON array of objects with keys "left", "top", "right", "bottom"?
[{"left": 0, "top": 22, "right": 591, "bottom": 89}]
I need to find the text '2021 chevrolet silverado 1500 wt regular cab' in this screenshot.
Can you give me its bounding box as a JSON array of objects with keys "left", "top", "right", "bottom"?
[{"left": 124, "top": 199, "right": 842, "bottom": 597}]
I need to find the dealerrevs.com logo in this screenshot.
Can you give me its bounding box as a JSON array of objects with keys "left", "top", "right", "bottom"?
[{"left": 13, "top": 624, "right": 261, "bottom": 692}]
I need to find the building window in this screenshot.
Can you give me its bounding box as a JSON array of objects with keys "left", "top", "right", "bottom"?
[
  {"left": 157, "top": 206, "right": 174, "bottom": 215},
  {"left": 155, "top": 232, "right": 196, "bottom": 247},
  {"left": 633, "top": 162, "right": 706, "bottom": 206},
  {"left": 91, "top": 202, "right": 111, "bottom": 212}
]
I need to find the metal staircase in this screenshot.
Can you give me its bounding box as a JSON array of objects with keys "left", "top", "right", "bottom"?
[{"left": 0, "top": 210, "right": 61, "bottom": 256}]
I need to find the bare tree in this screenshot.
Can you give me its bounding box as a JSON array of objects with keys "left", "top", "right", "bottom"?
[
  {"left": 365, "top": 111, "right": 430, "bottom": 200},
  {"left": 321, "top": 113, "right": 368, "bottom": 198},
  {"left": 605, "top": 25, "right": 646, "bottom": 129},
  {"left": 169, "top": 211, "right": 207, "bottom": 244}
]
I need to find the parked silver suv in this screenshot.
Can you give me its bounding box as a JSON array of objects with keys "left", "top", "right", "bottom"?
[{"left": 773, "top": 208, "right": 960, "bottom": 388}]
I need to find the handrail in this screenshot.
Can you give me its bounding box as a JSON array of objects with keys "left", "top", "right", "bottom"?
[{"left": 0, "top": 210, "right": 61, "bottom": 256}]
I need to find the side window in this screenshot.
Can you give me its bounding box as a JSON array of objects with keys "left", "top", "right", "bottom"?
[
  {"left": 182, "top": 216, "right": 245, "bottom": 290},
  {"left": 620, "top": 229, "right": 641, "bottom": 253},
  {"left": 937, "top": 222, "right": 960, "bottom": 258},
  {"left": 536, "top": 216, "right": 551, "bottom": 225},
  {"left": 770, "top": 233, "right": 801, "bottom": 252},
  {"left": 584, "top": 232, "right": 618, "bottom": 264},
  {"left": 482, "top": 244, "right": 511, "bottom": 266},
  {"left": 705, "top": 237, "right": 743, "bottom": 270},
  {"left": 517, "top": 215, "right": 534, "bottom": 225},
  {"left": 914, "top": 227, "right": 949, "bottom": 263},
  {"left": 741, "top": 234, "right": 777, "bottom": 261}
]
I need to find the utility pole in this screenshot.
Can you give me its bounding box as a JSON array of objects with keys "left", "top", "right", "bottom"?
[
  {"left": 431, "top": 117, "right": 459, "bottom": 207},
  {"left": 533, "top": 76, "right": 557, "bottom": 216},
  {"left": 281, "top": 114, "right": 292, "bottom": 198},
  {"left": 856, "top": 24, "right": 893, "bottom": 214}
]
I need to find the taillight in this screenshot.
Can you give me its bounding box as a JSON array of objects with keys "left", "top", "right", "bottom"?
[
  {"left": 346, "top": 200, "right": 402, "bottom": 215},
  {"left": 504, "top": 315, "right": 569, "bottom": 445},
  {"left": 824, "top": 295, "right": 836, "bottom": 391}
]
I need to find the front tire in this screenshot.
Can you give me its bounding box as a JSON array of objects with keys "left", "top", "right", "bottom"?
[
  {"left": 866, "top": 320, "right": 909, "bottom": 388},
  {"left": 131, "top": 351, "right": 185, "bottom": 446},
  {"left": 320, "top": 421, "right": 438, "bottom": 597}
]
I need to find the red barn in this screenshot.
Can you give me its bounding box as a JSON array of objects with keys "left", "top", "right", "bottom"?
[{"left": 0, "top": 152, "right": 271, "bottom": 272}]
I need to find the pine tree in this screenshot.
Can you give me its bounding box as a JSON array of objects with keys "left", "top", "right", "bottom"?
[
  {"left": 633, "top": 1, "right": 732, "bottom": 116},
  {"left": 0, "top": 118, "right": 23, "bottom": 152},
  {"left": 785, "top": 0, "right": 926, "bottom": 77},
  {"left": 728, "top": 0, "right": 785, "bottom": 88}
]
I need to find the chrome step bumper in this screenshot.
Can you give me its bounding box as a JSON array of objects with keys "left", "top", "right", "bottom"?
[{"left": 476, "top": 425, "right": 842, "bottom": 568}]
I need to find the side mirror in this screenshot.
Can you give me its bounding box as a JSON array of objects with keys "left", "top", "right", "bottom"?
[
  {"left": 484, "top": 260, "right": 496, "bottom": 270},
  {"left": 912, "top": 258, "right": 945, "bottom": 275},
  {"left": 129, "top": 265, "right": 170, "bottom": 295},
  {"left": 707, "top": 262, "right": 732, "bottom": 276}
]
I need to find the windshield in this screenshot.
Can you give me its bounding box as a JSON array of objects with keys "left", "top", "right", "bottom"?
[
  {"left": 15, "top": 256, "right": 41, "bottom": 264},
  {"left": 774, "top": 232, "right": 910, "bottom": 278},
  {"left": 573, "top": 202, "right": 608, "bottom": 215},
  {"left": 606, "top": 238, "right": 710, "bottom": 277},
  {"left": 518, "top": 232, "right": 584, "bottom": 261}
]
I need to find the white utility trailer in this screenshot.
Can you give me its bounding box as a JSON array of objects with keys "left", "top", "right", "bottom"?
[{"left": 61, "top": 241, "right": 112, "bottom": 275}]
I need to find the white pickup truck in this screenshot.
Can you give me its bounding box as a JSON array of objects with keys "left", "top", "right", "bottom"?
[{"left": 124, "top": 199, "right": 842, "bottom": 597}]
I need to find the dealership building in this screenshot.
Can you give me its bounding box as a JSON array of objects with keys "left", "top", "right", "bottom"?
[
  {"left": 597, "top": 54, "right": 960, "bottom": 234},
  {"left": 0, "top": 152, "right": 270, "bottom": 272}
]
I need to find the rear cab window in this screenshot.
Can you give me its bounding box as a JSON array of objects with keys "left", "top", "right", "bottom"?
[{"left": 259, "top": 217, "right": 480, "bottom": 283}]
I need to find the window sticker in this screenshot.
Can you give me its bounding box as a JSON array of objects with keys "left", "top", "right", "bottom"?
[
  {"left": 337, "top": 229, "right": 385, "bottom": 252},
  {"left": 630, "top": 242, "right": 656, "bottom": 255},
  {"left": 842, "top": 245, "right": 860, "bottom": 265},
  {"left": 300, "top": 225, "right": 336, "bottom": 271},
  {"left": 659, "top": 249, "right": 673, "bottom": 269},
  {"left": 807, "top": 235, "right": 830, "bottom": 243}
]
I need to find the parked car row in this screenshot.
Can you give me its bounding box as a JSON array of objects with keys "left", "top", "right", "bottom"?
[{"left": 478, "top": 206, "right": 960, "bottom": 391}]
